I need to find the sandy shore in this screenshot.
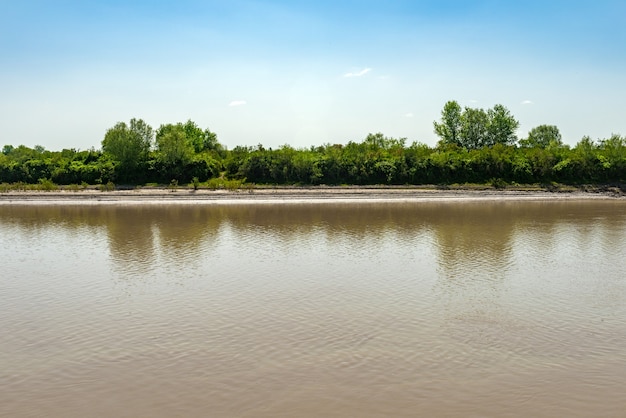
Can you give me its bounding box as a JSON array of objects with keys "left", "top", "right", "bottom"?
[{"left": 1, "top": 186, "right": 624, "bottom": 204}]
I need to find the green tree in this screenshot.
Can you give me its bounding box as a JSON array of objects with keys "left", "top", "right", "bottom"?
[
  {"left": 364, "top": 132, "right": 406, "bottom": 150},
  {"left": 434, "top": 100, "right": 463, "bottom": 147},
  {"left": 102, "top": 118, "right": 153, "bottom": 171},
  {"left": 166, "top": 120, "right": 224, "bottom": 156},
  {"left": 485, "top": 104, "right": 519, "bottom": 147},
  {"left": 598, "top": 134, "right": 626, "bottom": 181},
  {"left": 519, "top": 125, "right": 562, "bottom": 148},
  {"left": 156, "top": 124, "right": 194, "bottom": 170},
  {"left": 460, "top": 107, "right": 489, "bottom": 149},
  {"left": 570, "top": 136, "right": 599, "bottom": 181},
  {"left": 203, "top": 128, "right": 223, "bottom": 153},
  {"left": 435, "top": 102, "right": 518, "bottom": 150},
  {"left": 181, "top": 120, "right": 207, "bottom": 153}
]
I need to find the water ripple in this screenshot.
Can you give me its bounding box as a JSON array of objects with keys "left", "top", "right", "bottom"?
[{"left": 2, "top": 201, "right": 626, "bottom": 417}]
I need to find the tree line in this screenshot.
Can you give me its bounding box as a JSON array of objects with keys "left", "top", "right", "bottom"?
[{"left": 1, "top": 101, "right": 625, "bottom": 187}]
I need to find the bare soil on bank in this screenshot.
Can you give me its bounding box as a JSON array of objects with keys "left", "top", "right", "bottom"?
[{"left": 1, "top": 185, "right": 624, "bottom": 204}]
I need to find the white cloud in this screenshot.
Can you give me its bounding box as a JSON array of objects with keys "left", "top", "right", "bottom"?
[
  {"left": 344, "top": 68, "right": 371, "bottom": 78},
  {"left": 229, "top": 100, "right": 247, "bottom": 107},
  {"left": 404, "top": 112, "right": 414, "bottom": 118},
  {"left": 521, "top": 100, "right": 534, "bottom": 105}
]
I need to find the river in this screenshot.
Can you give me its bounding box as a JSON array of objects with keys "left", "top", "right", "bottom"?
[{"left": 1, "top": 200, "right": 625, "bottom": 417}]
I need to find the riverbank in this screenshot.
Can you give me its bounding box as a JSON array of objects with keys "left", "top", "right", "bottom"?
[{"left": 1, "top": 185, "right": 624, "bottom": 204}]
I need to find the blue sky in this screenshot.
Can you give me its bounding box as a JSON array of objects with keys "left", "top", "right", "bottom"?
[{"left": 1, "top": 0, "right": 625, "bottom": 150}]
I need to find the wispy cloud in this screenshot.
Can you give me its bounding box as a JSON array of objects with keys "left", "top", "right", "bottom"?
[
  {"left": 229, "top": 100, "right": 247, "bottom": 107},
  {"left": 344, "top": 68, "right": 371, "bottom": 78},
  {"left": 404, "top": 112, "right": 414, "bottom": 118},
  {"left": 521, "top": 100, "right": 534, "bottom": 105}
]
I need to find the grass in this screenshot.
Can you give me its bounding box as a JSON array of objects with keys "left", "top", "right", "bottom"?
[
  {"left": 205, "top": 177, "right": 246, "bottom": 190},
  {"left": 0, "top": 180, "right": 621, "bottom": 195},
  {"left": 98, "top": 181, "right": 115, "bottom": 192},
  {"left": 37, "top": 178, "right": 59, "bottom": 191}
]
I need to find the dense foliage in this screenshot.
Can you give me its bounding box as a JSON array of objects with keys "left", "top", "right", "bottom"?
[
  {"left": 1, "top": 103, "right": 625, "bottom": 187},
  {"left": 433, "top": 101, "right": 519, "bottom": 149}
]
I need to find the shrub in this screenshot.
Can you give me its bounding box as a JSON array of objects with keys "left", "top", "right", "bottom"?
[
  {"left": 37, "top": 178, "right": 59, "bottom": 191},
  {"left": 490, "top": 178, "right": 507, "bottom": 189},
  {"left": 99, "top": 181, "right": 115, "bottom": 191}
]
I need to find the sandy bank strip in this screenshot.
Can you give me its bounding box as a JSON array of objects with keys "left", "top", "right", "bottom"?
[{"left": 0, "top": 187, "right": 623, "bottom": 205}]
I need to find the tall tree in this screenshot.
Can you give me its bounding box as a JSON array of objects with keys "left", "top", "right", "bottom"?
[
  {"left": 460, "top": 107, "right": 489, "bottom": 149},
  {"left": 486, "top": 104, "right": 519, "bottom": 147},
  {"left": 203, "top": 128, "right": 222, "bottom": 153},
  {"left": 519, "top": 125, "right": 562, "bottom": 148},
  {"left": 598, "top": 134, "right": 626, "bottom": 177},
  {"left": 181, "top": 120, "right": 207, "bottom": 153},
  {"left": 435, "top": 102, "right": 519, "bottom": 150},
  {"left": 101, "top": 118, "right": 153, "bottom": 172},
  {"left": 156, "top": 124, "right": 194, "bottom": 167},
  {"left": 434, "top": 100, "right": 463, "bottom": 147},
  {"left": 172, "top": 120, "right": 223, "bottom": 154}
]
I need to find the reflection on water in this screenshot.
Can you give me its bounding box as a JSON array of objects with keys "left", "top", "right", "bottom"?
[{"left": 1, "top": 201, "right": 626, "bottom": 417}]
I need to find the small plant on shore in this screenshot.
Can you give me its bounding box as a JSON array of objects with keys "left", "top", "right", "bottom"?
[
  {"left": 169, "top": 179, "right": 178, "bottom": 192},
  {"left": 191, "top": 176, "right": 200, "bottom": 190},
  {"left": 541, "top": 182, "right": 560, "bottom": 192},
  {"left": 206, "top": 178, "right": 222, "bottom": 190},
  {"left": 67, "top": 183, "right": 81, "bottom": 192},
  {"left": 37, "top": 178, "right": 59, "bottom": 191},
  {"left": 99, "top": 181, "right": 115, "bottom": 191},
  {"left": 225, "top": 178, "right": 244, "bottom": 191},
  {"left": 9, "top": 182, "right": 26, "bottom": 191},
  {"left": 206, "top": 177, "right": 245, "bottom": 190},
  {"left": 490, "top": 178, "right": 507, "bottom": 189}
]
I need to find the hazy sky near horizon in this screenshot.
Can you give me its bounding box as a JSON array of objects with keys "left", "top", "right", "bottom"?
[{"left": 1, "top": 0, "right": 625, "bottom": 151}]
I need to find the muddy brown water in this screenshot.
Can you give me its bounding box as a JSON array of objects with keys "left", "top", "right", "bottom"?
[{"left": 1, "top": 200, "right": 625, "bottom": 417}]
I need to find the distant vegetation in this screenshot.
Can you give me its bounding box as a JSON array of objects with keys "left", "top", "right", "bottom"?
[{"left": 1, "top": 101, "right": 625, "bottom": 188}]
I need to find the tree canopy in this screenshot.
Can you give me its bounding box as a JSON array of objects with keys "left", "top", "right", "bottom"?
[
  {"left": 101, "top": 118, "right": 153, "bottom": 182},
  {"left": 1, "top": 107, "right": 625, "bottom": 188},
  {"left": 519, "top": 125, "right": 563, "bottom": 148},
  {"left": 434, "top": 101, "right": 519, "bottom": 149}
]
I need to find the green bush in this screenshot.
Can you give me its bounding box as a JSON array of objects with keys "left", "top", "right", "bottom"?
[
  {"left": 490, "top": 178, "right": 507, "bottom": 189},
  {"left": 206, "top": 177, "right": 245, "bottom": 190},
  {"left": 99, "top": 181, "right": 115, "bottom": 191},
  {"left": 37, "top": 178, "right": 58, "bottom": 191}
]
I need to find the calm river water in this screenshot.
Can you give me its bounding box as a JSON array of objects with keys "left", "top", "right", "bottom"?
[{"left": 1, "top": 200, "right": 626, "bottom": 417}]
